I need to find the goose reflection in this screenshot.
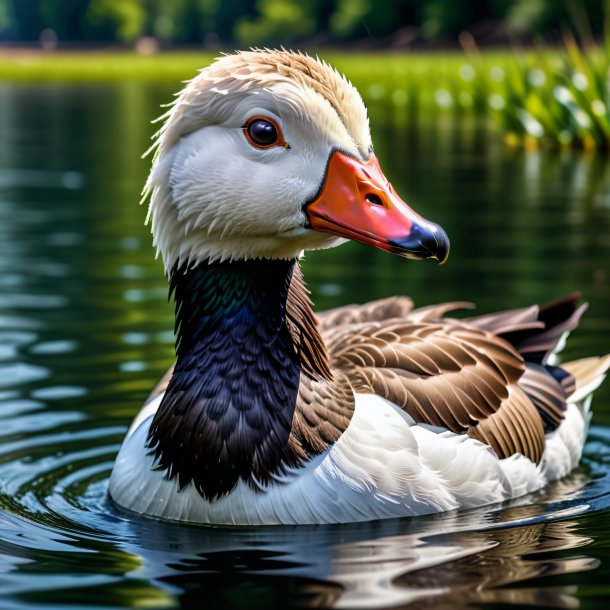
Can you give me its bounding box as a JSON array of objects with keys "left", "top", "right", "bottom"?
[{"left": 110, "top": 468, "right": 599, "bottom": 609}]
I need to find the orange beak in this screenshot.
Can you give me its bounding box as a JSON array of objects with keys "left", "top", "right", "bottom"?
[{"left": 305, "top": 151, "right": 449, "bottom": 263}]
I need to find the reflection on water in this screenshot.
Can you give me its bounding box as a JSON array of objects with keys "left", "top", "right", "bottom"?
[{"left": 0, "top": 82, "right": 609, "bottom": 609}]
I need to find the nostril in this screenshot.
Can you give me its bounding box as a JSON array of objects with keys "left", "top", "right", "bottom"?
[{"left": 365, "top": 193, "right": 384, "bottom": 206}]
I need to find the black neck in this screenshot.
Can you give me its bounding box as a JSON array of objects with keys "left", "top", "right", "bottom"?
[
  {"left": 147, "top": 258, "right": 319, "bottom": 499},
  {"left": 170, "top": 258, "right": 298, "bottom": 358}
]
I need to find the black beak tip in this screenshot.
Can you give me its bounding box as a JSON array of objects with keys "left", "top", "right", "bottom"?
[{"left": 390, "top": 221, "right": 450, "bottom": 264}]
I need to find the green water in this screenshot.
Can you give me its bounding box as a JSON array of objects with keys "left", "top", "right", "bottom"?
[{"left": 0, "top": 82, "right": 609, "bottom": 609}]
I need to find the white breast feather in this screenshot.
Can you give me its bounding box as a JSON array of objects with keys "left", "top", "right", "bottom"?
[{"left": 111, "top": 392, "right": 587, "bottom": 525}]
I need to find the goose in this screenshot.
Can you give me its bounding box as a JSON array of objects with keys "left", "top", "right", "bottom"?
[{"left": 109, "top": 50, "right": 610, "bottom": 525}]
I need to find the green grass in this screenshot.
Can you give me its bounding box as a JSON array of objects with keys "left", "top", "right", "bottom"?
[
  {"left": 462, "top": 40, "right": 610, "bottom": 150},
  {"left": 0, "top": 50, "right": 217, "bottom": 82},
  {"left": 0, "top": 49, "right": 474, "bottom": 83},
  {"left": 2, "top": 47, "right": 610, "bottom": 149}
]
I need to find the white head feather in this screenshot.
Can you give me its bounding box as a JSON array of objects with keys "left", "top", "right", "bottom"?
[{"left": 143, "top": 50, "right": 373, "bottom": 271}]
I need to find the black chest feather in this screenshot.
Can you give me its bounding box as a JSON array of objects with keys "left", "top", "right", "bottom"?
[{"left": 147, "top": 259, "right": 307, "bottom": 500}]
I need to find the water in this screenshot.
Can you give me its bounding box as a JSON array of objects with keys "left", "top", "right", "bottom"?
[{"left": 0, "top": 82, "right": 609, "bottom": 609}]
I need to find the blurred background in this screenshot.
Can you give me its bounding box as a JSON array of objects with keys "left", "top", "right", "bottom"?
[{"left": 0, "top": 0, "right": 608, "bottom": 49}]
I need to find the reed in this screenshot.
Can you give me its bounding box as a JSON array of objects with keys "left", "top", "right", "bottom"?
[{"left": 461, "top": 38, "right": 610, "bottom": 150}]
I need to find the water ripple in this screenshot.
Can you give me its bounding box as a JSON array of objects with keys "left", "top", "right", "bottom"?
[
  {"left": 0, "top": 364, "right": 49, "bottom": 388},
  {"left": 0, "top": 416, "right": 608, "bottom": 609}
]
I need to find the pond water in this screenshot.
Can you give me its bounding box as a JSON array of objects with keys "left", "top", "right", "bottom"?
[{"left": 0, "top": 82, "right": 609, "bottom": 610}]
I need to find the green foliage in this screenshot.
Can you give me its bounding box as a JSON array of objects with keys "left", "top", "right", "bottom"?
[
  {"left": 420, "top": 0, "right": 475, "bottom": 38},
  {"left": 455, "top": 40, "right": 610, "bottom": 149},
  {"left": 0, "top": 0, "right": 10, "bottom": 30},
  {"left": 0, "top": 51, "right": 216, "bottom": 81},
  {"left": 329, "top": 0, "right": 369, "bottom": 39},
  {"left": 87, "top": 0, "right": 145, "bottom": 41},
  {"left": 234, "top": 0, "right": 316, "bottom": 46},
  {"left": 3, "top": 0, "right": 609, "bottom": 45},
  {"left": 505, "top": 0, "right": 603, "bottom": 38},
  {"left": 39, "top": 0, "right": 105, "bottom": 41}
]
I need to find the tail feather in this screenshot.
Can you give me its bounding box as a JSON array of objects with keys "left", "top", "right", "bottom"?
[
  {"left": 561, "top": 355, "right": 610, "bottom": 406},
  {"left": 466, "top": 295, "right": 605, "bottom": 434},
  {"left": 503, "top": 294, "right": 587, "bottom": 365},
  {"left": 464, "top": 294, "right": 586, "bottom": 365},
  {"left": 465, "top": 304, "right": 543, "bottom": 336}
]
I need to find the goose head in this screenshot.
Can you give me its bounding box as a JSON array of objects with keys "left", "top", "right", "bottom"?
[{"left": 144, "top": 50, "right": 449, "bottom": 270}]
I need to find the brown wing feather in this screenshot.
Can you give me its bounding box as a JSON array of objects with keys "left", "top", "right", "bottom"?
[
  {"left": 468, "top": 385, "right": 545, "bottom": 462},
  {"left": 465, "top": 304, "right": 542, "bottom": 335},
  {"left": 289, "top": 373, "right": 355, "bottom": 459},
  {"left": 407, "top": 301, "right": 475, "bottom": 322},
  {"left": 325, "top": 319, "right": 548, "bottom": 463},
  {"left": 317, "top": 296, "right": 415, "bottom": 331},
  {"left": 317, "top": 297, "right": 478, "bottom": 330},
  {"left": 518, "top": 363, "right": 567, "bottom": 431}
]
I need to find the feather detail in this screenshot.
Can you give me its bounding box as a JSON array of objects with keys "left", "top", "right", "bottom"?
[
  {"left": 286, "top": 264, "right": 333, "bottom": 381},
  {"left": 325, "top": 320, "right": 540, "bottom": 455},
  {"left": 562, "top": 355, "right": 610, "bottom": 404},
  {"left": 318, "top": 296, "right": 415, "bottom": 330},
  {"left": 518, "top": 363, "right": 568, "bottom": 432},
  {"left": 319, "top": 294, "right": 602, "bottom": 465}
]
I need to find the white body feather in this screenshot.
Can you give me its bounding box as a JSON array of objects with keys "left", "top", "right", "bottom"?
[{"left": 109, "top": 384, "right": 595, "bottom": 525}]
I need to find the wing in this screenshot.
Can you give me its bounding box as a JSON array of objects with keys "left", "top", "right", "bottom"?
[
  {"left": 325, "top": 319, "right": 547, "bottom": 463},
  {"left": 317, "top": 296, "right": 416, "bottom": 330},
  {"left": 317, "top": 295, "right": 474, "bottom": 330}
]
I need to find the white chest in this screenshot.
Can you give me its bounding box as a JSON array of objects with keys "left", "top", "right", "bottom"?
[{"left": 108, "top": 394, "right": 549, "bottom": 525}]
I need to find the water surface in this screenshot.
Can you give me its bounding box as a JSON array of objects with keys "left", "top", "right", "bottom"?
[{"left": 0, "top": 82, "right": 609, "bottom": 609}]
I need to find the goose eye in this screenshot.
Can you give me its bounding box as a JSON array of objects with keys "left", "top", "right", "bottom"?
[
  {"left": 242, "top": 116, "right": 289, "bottom": 149},
  {"left": 248, "top": 119, "right": 277, "bottom": 145}
]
